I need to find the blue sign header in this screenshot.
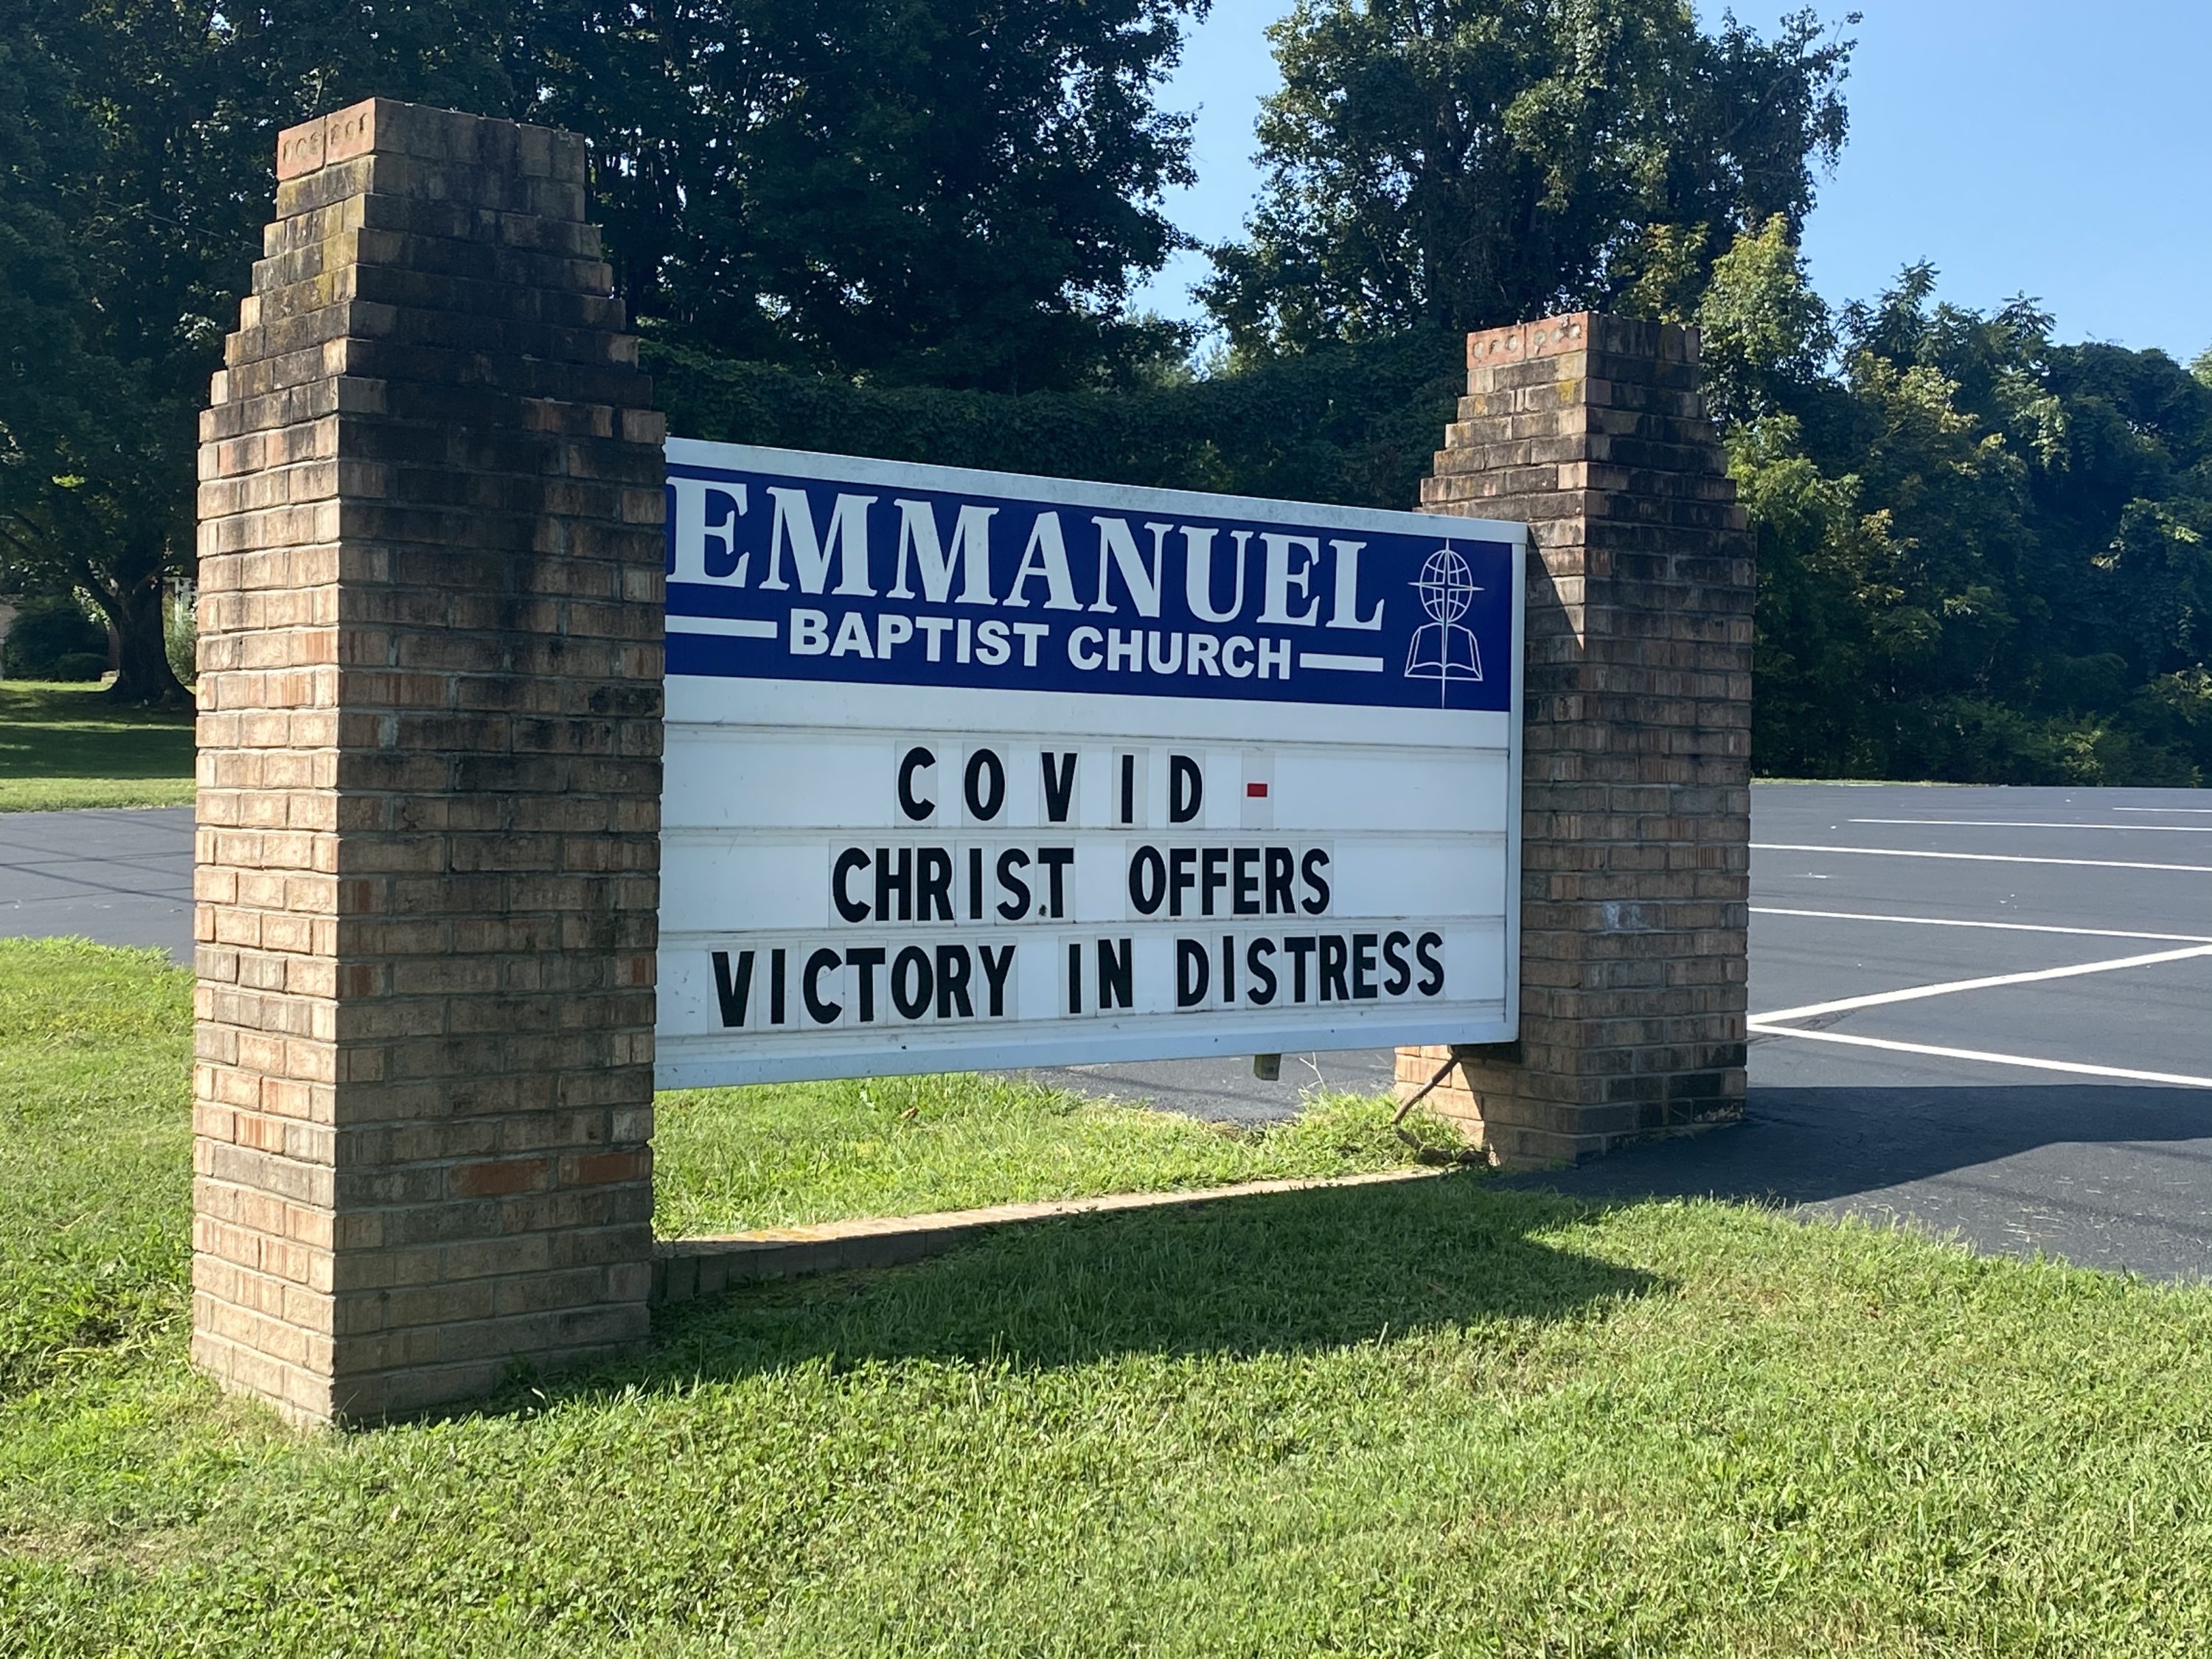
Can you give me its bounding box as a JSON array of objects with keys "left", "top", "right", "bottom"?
[{"left": 663, "top": 445, "right": 1519, "bottom": 712}]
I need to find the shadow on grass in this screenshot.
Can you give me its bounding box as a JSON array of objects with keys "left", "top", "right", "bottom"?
[{"left": 528, "top": 1175, "right": 1654, "bottom": 1409}]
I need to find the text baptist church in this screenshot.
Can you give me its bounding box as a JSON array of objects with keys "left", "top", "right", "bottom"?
[{"left": 666, "top": 473, "right": 1395, "bottom": 678}]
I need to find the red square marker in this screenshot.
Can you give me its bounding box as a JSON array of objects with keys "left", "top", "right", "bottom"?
[{"left": 1246, "top": 782, "right": 1269, "bottom": 799}]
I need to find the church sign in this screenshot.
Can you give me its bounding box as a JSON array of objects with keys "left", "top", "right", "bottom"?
[{"left": 653, "top": 440, "right": 1525, "bottom": 1087}]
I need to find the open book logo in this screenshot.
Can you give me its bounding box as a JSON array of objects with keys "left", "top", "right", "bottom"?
[{"left": 1405, "top": 547, "right": 1483, "bottom": 705}]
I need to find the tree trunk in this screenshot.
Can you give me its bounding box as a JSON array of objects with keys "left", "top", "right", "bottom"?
[{"left": 97, "top": 572, "right": 189, "bottom": 707}]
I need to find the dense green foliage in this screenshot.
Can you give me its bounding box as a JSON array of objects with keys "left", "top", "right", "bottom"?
[
  {"left": 14, "top": 941, "right": 2212, "bottom": 1654},
  {"left": 0, "top": 0, "right": 1206, "bottom": 700},
  {"left": 162, "top": 588, "right": 195, "bottom": 686},
  {"left": 0, "top": 10, "right": 196, "bottom": 703},
  {"left": 1, "top": 596, "right": 105, "bottom": 681},
  {"left": 662, "top": 246, "right": 2212, "bottom": 785},
  {"left": 7, "top": 0, "right": 2208, "bottom": 779},
  {"left": 562, "top": 0, "right": 1206, "bottom": 392},
  {"left": 1703, "top": 224, "right": 2212, "bottom": 784},
  {"left": 645, "top": 0, "right": 2211, "bottom": 787},
  {"left": 651, "top": 330, "right": 1464, "bottom": 509},
  {"left": 1203, "top": 0, "right": 1852, "bottom": 353}
]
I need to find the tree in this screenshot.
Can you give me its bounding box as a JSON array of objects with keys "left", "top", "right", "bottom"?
[
  {"left": 1203, "top": 0, "right": 1854, "bottom": 355},
  {"left": 557, "top": 0, "right": 1207, "bottom": 392},
  {"left": 1, "top": 0, "right": 1209, "bottom": 702},
  {"left": 221, "top": 0, "right": 1211, "bottom": 389},
  {"left": 1694, "top": 214, "right": 1834, "bottom": 425},
  {"left": 0, "top": 7, "right": 204, "bottom": 704},
  {"left": 1712, "top": 242, "right": 2212, "bottom": 786}
]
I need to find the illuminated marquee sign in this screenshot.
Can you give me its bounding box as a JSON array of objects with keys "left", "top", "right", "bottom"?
[{"left": 653, "top": 440, "right": 1523, "bottom": 1087}]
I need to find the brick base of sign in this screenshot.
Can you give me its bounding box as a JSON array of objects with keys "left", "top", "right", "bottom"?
[
  {"left": 1394, "top": 314, "right": 1753, "bottom": 1168},
  {"left": 192, "top": 98, "right": 666, "bottom": 1424}
]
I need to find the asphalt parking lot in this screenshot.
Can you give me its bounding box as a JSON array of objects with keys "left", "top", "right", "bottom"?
[
  {"left": 4, "top": 783, "right": 2210, "bottom": 1277},
  {"left": 1535, "top": 783, "right": 2212, "bottom": 1282},
  {"left": 0, "top": 805, "right": 195, "bottom": 955}
]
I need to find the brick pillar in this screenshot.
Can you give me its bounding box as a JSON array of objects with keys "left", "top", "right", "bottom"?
[
  {"left": 192, "top": 98, "right": 666, "bottom": 1423},
  {"left": 1396, "top": 314, "right": 1751, "bottom": 1166}
]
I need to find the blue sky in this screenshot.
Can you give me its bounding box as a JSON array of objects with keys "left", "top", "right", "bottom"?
[{"left": 1133, "top": 0, "right": 2212, "bottom": 361}]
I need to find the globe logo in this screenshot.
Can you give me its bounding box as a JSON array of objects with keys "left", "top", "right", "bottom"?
[
  {"left": 1405, "top": 544, "right": 1483, "bottom": 700},
  {"left": 1414, "top": 548, "right": 1477, "bottom": 623}
]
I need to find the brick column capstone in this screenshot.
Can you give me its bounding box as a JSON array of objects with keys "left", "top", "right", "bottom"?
[
  {"left": 1397, "top": 314, "right": 1753, "bottom": 1166},
  {"left": 192, "top": 97, "right": 666, "bottom": 1423}
]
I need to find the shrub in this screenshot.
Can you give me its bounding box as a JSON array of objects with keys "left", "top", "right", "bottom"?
[
  {"left": 4, "top": 595, "right": 108, "bottom": 680},
  {"left": 645, "top": 330, "right": 1466, "bottom": 512},
  {"left": 164, "top": 592, "right": 197, "bottom": 686}
]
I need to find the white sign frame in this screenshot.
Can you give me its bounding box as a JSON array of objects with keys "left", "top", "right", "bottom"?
[{"left": 653, "top": 441, "right": 1526, "bottom": 1088}]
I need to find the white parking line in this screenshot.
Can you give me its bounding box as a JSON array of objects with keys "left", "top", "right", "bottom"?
[
  {"left": 1754, "top": 844, "right": 2212, "bottom": 874},
  {"left": 1754, "top": 943, "right": 2212, "bottom": 1023},
  {"left": 2112, "top": 807, "right": 2212, "bottom": 815},
  {"left": 1746, "top": 1023, "right": 2212, "bottom": 1090},
  {"left": 1751, "top": 906, "right": 2212, "bottom": 945},
  {"left": 1848, "top": 818, "right": 2212, "bottom": 833}
]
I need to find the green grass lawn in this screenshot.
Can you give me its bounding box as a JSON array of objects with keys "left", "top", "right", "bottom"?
[
  {"left": 0, "top": 681, "right": 195, "bottom": 812},
  {"left": 8, "top": 939, "right": 2212, "bottom": 1655},
  {"left": 654, "top": 1077, "right": 1448, "bottom": 1236}
]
